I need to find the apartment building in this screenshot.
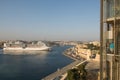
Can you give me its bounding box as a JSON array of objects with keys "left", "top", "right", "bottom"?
[{"left": 100, "top": 0, "right": 120, "bottom": 80}]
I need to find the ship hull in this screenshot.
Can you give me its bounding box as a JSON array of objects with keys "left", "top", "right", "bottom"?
[{"left": 3, "top": 47, "right": 50, "bottom": 51}]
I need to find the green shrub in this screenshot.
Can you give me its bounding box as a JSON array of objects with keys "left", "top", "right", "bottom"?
[{"left": 66, "top": 64, "right": 87, "bottom": 80}]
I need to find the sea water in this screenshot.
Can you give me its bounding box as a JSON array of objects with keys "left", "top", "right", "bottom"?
[{"left": 0, "top": 46, "right": 74, "bottom": 80}]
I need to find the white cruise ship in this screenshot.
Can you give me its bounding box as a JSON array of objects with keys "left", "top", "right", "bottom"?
[{"left": 3, "top": 41, "right": 50, "bottom": 51}]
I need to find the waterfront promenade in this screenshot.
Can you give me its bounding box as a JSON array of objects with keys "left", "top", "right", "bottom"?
[{"left": 42, "top": 60, "right": 87, "bottom": 80}]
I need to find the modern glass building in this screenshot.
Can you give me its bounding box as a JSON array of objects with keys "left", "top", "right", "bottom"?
[{"left": 100, "top": 0, "right": 120, "bottom": 80}]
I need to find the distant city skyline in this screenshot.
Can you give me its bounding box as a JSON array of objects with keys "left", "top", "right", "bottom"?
[{"left": 0, "top": 0, "right": 100, "bottom": 41}]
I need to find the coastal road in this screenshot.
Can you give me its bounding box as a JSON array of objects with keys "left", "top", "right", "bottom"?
[{"left": 42, "top": 60, "right": 87, "bottom": 80}]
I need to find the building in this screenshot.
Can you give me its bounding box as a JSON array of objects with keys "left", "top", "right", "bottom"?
[
  {"left": 89, "top": 41, "right": 100, "bottom": 46},
  {"left": 100, "top": 0, "right": 120, "bottom": 80}
]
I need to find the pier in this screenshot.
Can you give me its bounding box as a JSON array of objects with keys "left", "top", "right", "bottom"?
[{"left": 42, "top": 60, "right": 87, "bottom": 80}]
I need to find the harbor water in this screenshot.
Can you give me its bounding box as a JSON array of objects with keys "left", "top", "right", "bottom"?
[{"left": 0, "top": 46, "right": 74, "bottom": 80}]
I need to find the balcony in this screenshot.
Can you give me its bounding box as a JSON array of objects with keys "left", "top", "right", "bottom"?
[
  {"left": 107, "top": 54, "right": 120, "bottom": 62},
  {"left": 106, "top": 54, "right": 114, "bottom": 62},
  {"left": 103, "top": 17, "right": 120, "bottom": 23},
  {"left": 107, "top": 17, "right": 120, "bottom": 22}
]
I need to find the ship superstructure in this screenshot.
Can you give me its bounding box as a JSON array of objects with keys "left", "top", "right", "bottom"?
[{"left": 3, "top": 41, "right": 50, "bottom": 51}]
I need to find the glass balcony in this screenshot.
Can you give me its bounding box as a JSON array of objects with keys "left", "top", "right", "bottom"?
[
  {"left": 106, "top": 54, "right": 114, "bottom": 61},
  {"left": 106, "top": 0, "right": 114, "bottom": 18},
  {"left": 104, "top": 0, "right": 120, "bottom": 20}
]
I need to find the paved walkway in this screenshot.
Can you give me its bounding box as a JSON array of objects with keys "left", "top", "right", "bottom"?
[{"left": 85, "top": 60, "right": 100, "bottom": 70}]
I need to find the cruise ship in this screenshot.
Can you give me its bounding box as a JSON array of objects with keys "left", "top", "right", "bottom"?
[{"left": 3, "top": 41, "right": 50, "bottom": 51}]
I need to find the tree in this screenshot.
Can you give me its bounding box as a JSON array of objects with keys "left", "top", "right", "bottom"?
[
  {"left": 66, "top": 64, "right": 87, "bottom": 80},
  {"left": 66, "top": 68, "right": 80, "bottom": 80},
  {"left": 86, "top": 43, "right": 100, "bottom": 50},
  {"left": 77, "top": 64, "right": 87, "bottom": 80}
]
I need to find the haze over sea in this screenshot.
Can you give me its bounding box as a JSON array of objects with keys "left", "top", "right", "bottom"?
[{"left": 0, "top": 46, "right": 74, "bottom": 80}]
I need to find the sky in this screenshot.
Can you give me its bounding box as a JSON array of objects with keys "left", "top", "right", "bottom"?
[{"left": 0, "top": 0, "right": 100, "bottom": 41}]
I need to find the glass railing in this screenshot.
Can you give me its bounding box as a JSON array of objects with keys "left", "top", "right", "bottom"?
[
  {"left": 107, "top": 0, "right": 114, "bottom": 18},
  {"left": 115, "top": 0, "right": 120, "bottom": 17},
  {"left": 104, "top": 0, "right": 120, "bottom": 19}
]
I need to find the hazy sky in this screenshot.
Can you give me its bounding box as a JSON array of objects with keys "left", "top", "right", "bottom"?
[{"left": 0, "top": 0, "right": 100, "bottom": 41}]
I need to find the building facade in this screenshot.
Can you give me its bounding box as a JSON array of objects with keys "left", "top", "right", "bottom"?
[{"left": 100, "top": 0, "right": 120, "bottom": 80}]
